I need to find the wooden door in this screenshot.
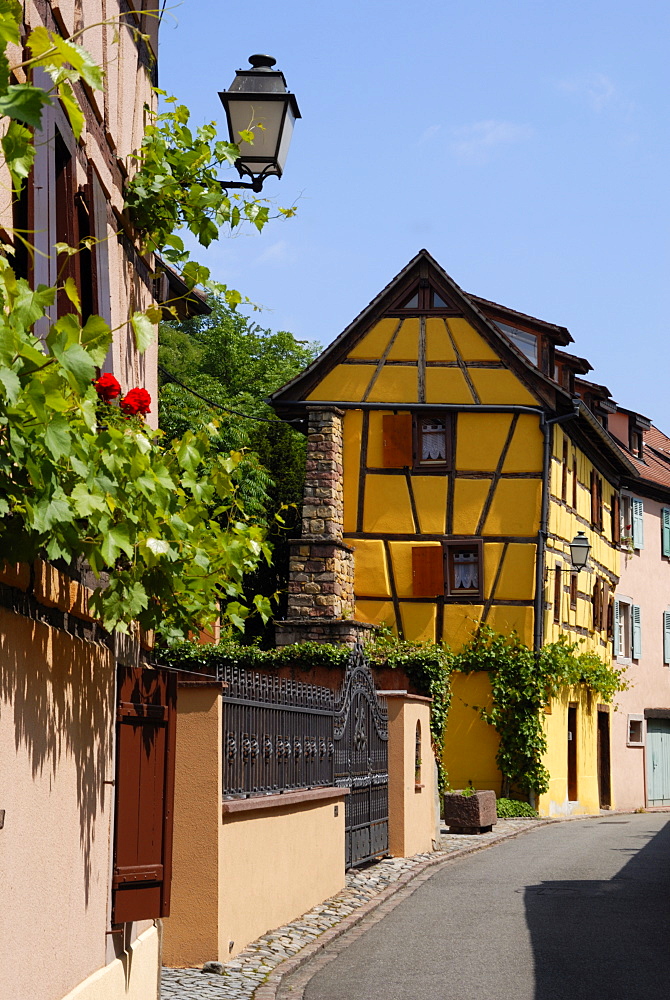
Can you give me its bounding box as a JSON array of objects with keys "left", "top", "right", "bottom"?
[
  {"left": 567, "top": 706, "right": 578, "bottom": 802},
  {"left": 647, "top": 719, "right": 670, "bottom": 806},
  {"left": 597, "top": 710, "right": 611, "bottom": 809},
  {"left": 112, "top": 666, "right": 177, "bottom": 924}
]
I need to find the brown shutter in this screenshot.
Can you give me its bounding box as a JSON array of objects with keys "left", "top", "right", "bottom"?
[
  {"left": 112, "top": 666, "right": 177, "bottom": 924},
  {"left": 597, "top": 477, "right": 603, "bottom": 530},
  {"left": 55, "top": 132, "right": 81, "bottom": 317},
  {"left": 561, "top": 441, "right": 568, "bottom": 502},
  {"left": 382, "top": 413, "right": 413, "bottom": 468},
  {"left": 553, "top": 565, "right": 562, "bottom": 623},
  {"left": 611, "top": 493, "right": 620, "bottom": 544},
  {"left": 601, "top": 580, "right": 610, "bottom": 633},
  {"left": 590, "top": 471, "right": 597, "bottom": 527},
  {"left": 412, "top": 546, "right": 444, "bottom": 597},
  {"left": 592, "top": 579, "right": 601, "bottom": 631}
]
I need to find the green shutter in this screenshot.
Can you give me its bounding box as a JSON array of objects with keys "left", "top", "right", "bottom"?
[
  {"left": 662, "top": 509, "right": 670, "bottom": 558},
  {"left": 632, "top": 498, "right": 644, "bottom": 549},
  {"left": 614, "top": 600, "right": 621, "bottom": 658},
  {"left": 632, "top": 605, "right": 642, "bottom": 659},
  {"left": 664, "top": 612, "right": 670, "bottom": 665}
]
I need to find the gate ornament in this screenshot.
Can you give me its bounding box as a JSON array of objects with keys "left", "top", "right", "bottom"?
[{"left": 334, "top": 642, "right": 389, "bottom": 867}]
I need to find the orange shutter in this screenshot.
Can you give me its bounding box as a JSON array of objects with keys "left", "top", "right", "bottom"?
[
  {"left": 112, "top": 666, "right": 177, "bottom": 923},
  {"left": 412, "top": 546, "right": 444, "bottom": 597},
  {"left": 382, "top": 413, "right": 413, "bottom": 468}
]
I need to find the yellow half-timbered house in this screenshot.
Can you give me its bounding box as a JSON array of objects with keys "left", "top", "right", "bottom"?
[{"left": 272, "top": 250, "right": 636, "bottom": 815}]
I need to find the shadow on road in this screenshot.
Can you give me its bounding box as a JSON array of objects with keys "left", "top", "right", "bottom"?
[{"left": 525, "top": 818, "right": 670, "bottom": 998}]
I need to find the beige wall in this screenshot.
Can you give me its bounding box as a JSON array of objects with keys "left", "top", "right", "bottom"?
[
  {"left": 219, "top": 794, "right": 345, "bottom": 961},
  {"left": 387, "top": 695, "right": 437, "bottom": 857},
  {"left": 0, "top": 606, "right": 118, "bottom": 1000},
  {"left": 163, "top": 684, "right": 347, "bottom": 967},
  {"left": 62, "top": 925, "right": 159, "bottom": 1000}
]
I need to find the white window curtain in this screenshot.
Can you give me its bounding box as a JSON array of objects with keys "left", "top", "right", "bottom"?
[
  {"left": 453, "top": 551, "right": 478, "bottom": 589},
  {"left": 421, "top": 421, "right": 446, "bottom": 462}
]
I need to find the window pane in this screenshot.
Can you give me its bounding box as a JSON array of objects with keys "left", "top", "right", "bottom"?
[
  {"left": 452, "top": 549, "right": 479, "bottom": 590},
  {"left": 432, "top": 291, "right": 449, "bottom": 308},
  {"left": 402, "top": 292, "right": 419, "bottom": 308},
  {"left": 496, "top": 322, "right": 538, "bottom": 365},
  {"left": 420, "top": 419, "right": 446, "bottom": 464}
]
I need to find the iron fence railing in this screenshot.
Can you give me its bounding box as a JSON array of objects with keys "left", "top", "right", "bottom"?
[{"left": 221, "top": 667, "right": 335, "bottom": 799}]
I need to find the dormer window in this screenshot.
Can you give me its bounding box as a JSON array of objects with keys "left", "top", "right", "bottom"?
[{"left": 495, "top": 322, "right": 538, "bottom": 366}]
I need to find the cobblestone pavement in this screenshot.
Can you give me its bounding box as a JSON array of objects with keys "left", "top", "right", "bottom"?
[{"left": 160, "top": 818, "right": 544, "bottom": 1000}]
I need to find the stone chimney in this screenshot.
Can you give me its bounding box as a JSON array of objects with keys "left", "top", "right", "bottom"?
[{"left": 276, "top": 406, "right": 372, "bottom": 647}]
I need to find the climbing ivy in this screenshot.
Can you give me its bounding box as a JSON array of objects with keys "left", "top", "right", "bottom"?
[{"left": 452, "top": 625, "right": 627, "bottom": 797}]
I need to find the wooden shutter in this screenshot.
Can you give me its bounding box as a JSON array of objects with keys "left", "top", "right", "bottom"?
[
  {"left": 412, "top": 546, "right": 444, "bottom": 597},
  {"left": 55, "top": 132, "right": 81, "bottom": 318},
  {"left": 112, "top": 666, "right": 177, "bottom": 924},
  {"left": 590, "top": 471, "right": 597, "bottom": 527},
  {"left": 607, "top": 596, "right": 614, "bottom": 640},
  {"left": 561, "top": 441, "right": 568, "bottom": 502},
  {"left": 382, "top": 414, "right": 413, "bottom": 468},
  {"left": 632, "top": 605, "right": 642, "bottom": 660},
  {"left": 613, "top": 601, "right": 621, "bottom": 657},
  {"left": 611, "top": 493, "right": 620, "bottom": 545},
  {"left": 601, "top": 581, "right": 610, "bottom": 633},
  {"left": 592, "top": 577, "right": 603, "bottom": 631},
  {"left": 553, "top": 565, "right": 562, "bottom": 623},
  {"left": 663, "top": 612, "right": 670, "bottom": 665},
  {"left": 662, "top": 509, "right": 670, "bottom": 558},
  {"left": 632, "top": 497, "right": 644, "bottom": 549}
]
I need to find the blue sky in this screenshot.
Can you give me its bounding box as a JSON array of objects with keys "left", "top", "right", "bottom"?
[{"left": 158, "top": 1, "right": 669, "bottom": 423}]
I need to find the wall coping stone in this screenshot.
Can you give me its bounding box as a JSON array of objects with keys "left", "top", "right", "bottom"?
[{"left": 221, "top": 786, "right": 348, "bottom": 817}]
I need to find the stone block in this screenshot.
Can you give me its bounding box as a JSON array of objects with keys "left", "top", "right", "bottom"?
[{"left": 443, "top": 790, "right": 497, "bottom": 833}]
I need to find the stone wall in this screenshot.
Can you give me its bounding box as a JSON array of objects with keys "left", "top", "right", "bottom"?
[{"left": 277, "top": 406, "right": 363, "bottom": 647}]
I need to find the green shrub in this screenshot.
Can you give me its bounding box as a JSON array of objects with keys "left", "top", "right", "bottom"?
[{"left": 496, "top": 797, "right": 538, "bottom": 818}]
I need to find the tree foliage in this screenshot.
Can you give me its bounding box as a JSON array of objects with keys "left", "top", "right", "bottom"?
[{"left": 158, "top": 301, "right": 320, "bottom": 638}]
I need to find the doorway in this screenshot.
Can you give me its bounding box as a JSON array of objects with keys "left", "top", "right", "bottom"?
[
  {"left": 567, "top": 705, "right": 578, "bottom": 802},
  {"left": 597, "top": 708, "right": 611, "bottom": 809},
  {"left": 647, "top": 718, "right": 670, "bottom": 805}
]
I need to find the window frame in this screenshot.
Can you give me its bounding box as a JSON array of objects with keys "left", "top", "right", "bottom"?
[
  {"left": 442, "top": 539, "right": 484, "bottom": 601},
  {"left": 412, "top": 413, "right": 452, "bottom": 473},
  {"left": 627, "top": 714, "right": 644, "bottom": 747}
]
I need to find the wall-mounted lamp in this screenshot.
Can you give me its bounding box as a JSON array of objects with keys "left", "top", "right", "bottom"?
[
  {"left": 569, "top": 531, "right": 591, "bottom": 572},
  {"left": 219, "top": 54, "right": 301, "bottom": 192}
]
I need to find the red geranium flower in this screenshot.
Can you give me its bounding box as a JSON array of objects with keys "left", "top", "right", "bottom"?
[
  {"left": 120, "top": 387, "right": 151, "bottom": 416},
  {"left": 93, "top": 373, "right": 122, "bottom": 402}
]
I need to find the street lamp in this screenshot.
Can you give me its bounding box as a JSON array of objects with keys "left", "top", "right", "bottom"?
[
  {"left": 569, "top": 531, "right": 591, "bottom": 572},
  {"left": 219, "top": 54, "right": 301, "bottom": 192}
]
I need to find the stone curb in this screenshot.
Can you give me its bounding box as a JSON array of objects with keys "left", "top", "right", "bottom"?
[{"left": 252, "top": 817, "right": 559, "bottom": 1000}]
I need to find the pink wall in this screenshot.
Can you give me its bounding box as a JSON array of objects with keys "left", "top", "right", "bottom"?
[{"left": 612, "top": 493, "right": 670, "bottom": 810}]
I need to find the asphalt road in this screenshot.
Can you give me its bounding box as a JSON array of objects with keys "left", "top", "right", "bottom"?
[{"left": 298, "top": 814, "right": 670, "bottom": 1000}]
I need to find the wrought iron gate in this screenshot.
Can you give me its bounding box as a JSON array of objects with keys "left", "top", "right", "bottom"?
[{"left": 334, "top": 644, "right": 389, "bottom": 867}]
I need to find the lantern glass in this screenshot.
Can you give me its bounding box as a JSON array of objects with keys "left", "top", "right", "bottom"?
[
  {"left": 569, "top": 531, "right": 591, "bottom": 571},
  {"left": 219, "top": 55, "right": 301, "bottom": 181}
]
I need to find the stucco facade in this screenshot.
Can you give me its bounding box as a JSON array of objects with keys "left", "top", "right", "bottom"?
[{"left": 272, "top": 250, "right": 634, "bottom": 817}]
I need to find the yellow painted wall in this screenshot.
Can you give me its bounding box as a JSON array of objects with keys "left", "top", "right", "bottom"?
[
  {"left": 61, "top": 926, "right": 159, "bottom": 1000},
  {"left": 538, "top": 688, "right": 601, "bottom": 816},
  {"left": 443, "top": 673, "right": 502, "bottom": 793},
  {"left": 314, "top": 304, "right": 621, "bottom": 817}
]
